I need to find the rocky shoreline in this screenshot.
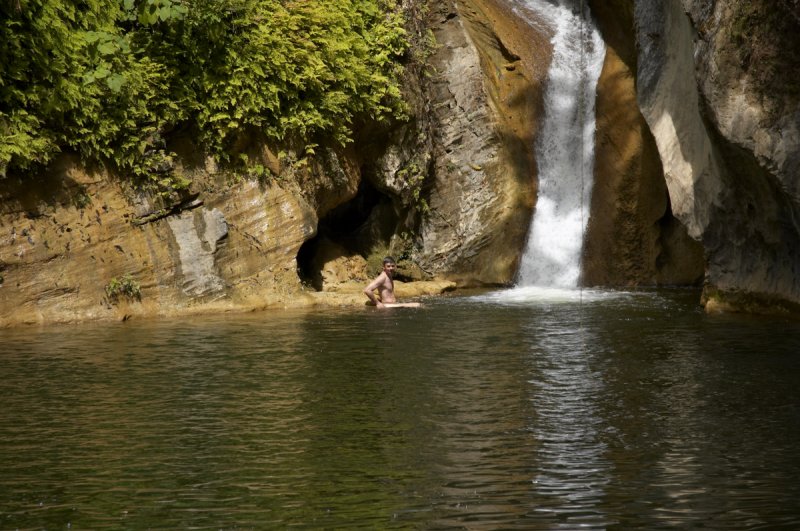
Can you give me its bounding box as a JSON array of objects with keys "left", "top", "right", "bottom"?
[{"left": 0, "top": 277, "right": 457, "bottom": 328}]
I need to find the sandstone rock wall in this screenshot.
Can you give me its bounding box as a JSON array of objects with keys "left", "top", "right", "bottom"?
[
  {"left": 419, "top": 0, "right": 706, "bottom": 290},
  {"left": 0, "top": 150, "right": 349, "bottom": 327},
  {"left": 4, "top": 0, "right": 800, "bottom": 325},
  {"left": 412, "top": 0, "right": 548, "bottom": 285}
]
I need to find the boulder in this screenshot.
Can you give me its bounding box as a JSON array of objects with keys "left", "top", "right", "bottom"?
[{"left": 308, "top": 238, "right": 369, "bottom": 291}]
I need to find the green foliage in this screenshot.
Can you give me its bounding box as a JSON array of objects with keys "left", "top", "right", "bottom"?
[
  {"left": 365, "top": 234, "right": 416, "bottom": 279},
  {"left": 176, "top": 0, "right": 409, "bottom": 155},
  {"left": 1, "top": 0, "right": 410, "bottom": 183},
  {"left": 105, "top": 273, "right": 142, "bottom": 302},
  {"left": 235, "top": 153, "right": 273, "bottom": 184},
  {"left": 0, "top": 0, "right": 183, "bottom": 185},
  {"left": 396, "top": 160, "right": 429, "bottom": 213}
]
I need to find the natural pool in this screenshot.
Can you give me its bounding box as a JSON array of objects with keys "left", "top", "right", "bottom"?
[{"left": 2, "top": 288, "right": 800, "bottom": 529}]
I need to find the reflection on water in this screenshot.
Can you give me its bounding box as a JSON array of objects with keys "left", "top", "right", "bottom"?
[
  {"left": 527, "top": 315, "right": 611, "bottom": 528},
  {"left": 2, "top": 289, "right": 800, "bottom": 528}
]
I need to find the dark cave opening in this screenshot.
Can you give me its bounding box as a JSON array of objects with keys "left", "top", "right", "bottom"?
[{"left": 296, "top": 178, "right": 396, "bottom": 289}]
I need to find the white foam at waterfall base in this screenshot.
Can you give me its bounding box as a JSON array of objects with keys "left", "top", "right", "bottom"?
[
  {"left": 514, "top": 0, "right": 606, "bottom": 291},
  {"left": 471, "top": 285, "right": 632, "bottom": 305}
]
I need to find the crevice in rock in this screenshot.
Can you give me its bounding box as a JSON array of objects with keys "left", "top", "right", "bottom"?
[
  {"left": 132, "top": 195, "right": 202, "bottom": 226},
  {"left": 493, "top": 34, "right": 521, "bottom": 64},
  {"left": 654, "top": 190, "right": 705, "bottom": 286}
]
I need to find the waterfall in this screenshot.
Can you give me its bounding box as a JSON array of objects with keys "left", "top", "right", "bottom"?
[{"left": 515, "top": 0, "right": 606, "bottom": 288}]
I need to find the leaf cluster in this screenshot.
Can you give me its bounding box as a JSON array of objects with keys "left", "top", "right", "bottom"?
[
  {"left": 1, "top": 0, "right": 409, "bottom": 184},
  {"left": 105, "top": 273, "right": 142, "bottom": 302}
]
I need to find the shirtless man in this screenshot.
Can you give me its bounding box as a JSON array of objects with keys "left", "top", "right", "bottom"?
[{"left": 363, "top": 256, "right": 397, "bottom": 308}]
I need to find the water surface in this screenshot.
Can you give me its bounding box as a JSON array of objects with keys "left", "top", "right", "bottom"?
[{"left": 2, "top": 289, "right": 800, "bottom": 529}]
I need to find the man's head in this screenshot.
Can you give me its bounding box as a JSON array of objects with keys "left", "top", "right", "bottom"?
[{"left": 382, "top": 256, "right": 397, "bottom": 275}]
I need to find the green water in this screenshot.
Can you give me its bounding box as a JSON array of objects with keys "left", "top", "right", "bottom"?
[{"left": 2, "top": 288, "right": 800, "bottom": 529}]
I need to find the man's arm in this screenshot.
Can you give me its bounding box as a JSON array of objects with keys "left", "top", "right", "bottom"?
[{"left": 363, "top": 273, "right": 386, "bottom": 308}]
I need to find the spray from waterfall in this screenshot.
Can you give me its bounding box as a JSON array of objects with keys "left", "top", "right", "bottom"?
[{"left": 515, "top": 0, "right": 606, "bottom": 288}]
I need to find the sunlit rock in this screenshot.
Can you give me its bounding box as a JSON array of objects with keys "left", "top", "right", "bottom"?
[
  {"left": 167, "top": 208, "right": 228, "bottom": 298},
  {"left": 413, "top": 0, "right": 546, "bottom": 286},
  {"left": 633, "top": 0, "right": 800, "bottom": 310},
  {"left": 584, "top": 0, "right": 704, "bottom": 286}
]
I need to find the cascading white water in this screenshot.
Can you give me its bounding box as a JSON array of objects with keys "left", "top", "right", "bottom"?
[{"left": 515, "top": 0, "right": 606, "bottom": 288}]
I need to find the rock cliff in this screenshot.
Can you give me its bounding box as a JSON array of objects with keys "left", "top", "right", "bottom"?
[
  {"left": 416, "top": 0, "right": 800, "bottom": 310},
  {"left": 0, "top": 147, "right": 456, "bottom": 327},
  {"left": 632, "top": 0, "right": 800, "bottom": 312},
  {"left": 411, "top": 0, "right": 545, "bottom": 285},
  {"left": 585, "top": 0, "right": 704, "bottom": 286},
  {"left": 2, "top": 0, "right": 800, "bottom": 326},
  {"left": 0, "top": 152, "right": 326, "bottom": 326}
]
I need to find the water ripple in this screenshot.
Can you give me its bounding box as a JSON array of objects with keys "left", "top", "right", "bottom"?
[{"left": 2, "top": 294, "right": 800, "bottom": 528}]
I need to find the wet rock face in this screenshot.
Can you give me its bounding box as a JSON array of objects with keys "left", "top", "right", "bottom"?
[
  {"left": 633, "top": 0, "right": 800, "bottom": 308},
  {"left": 419, "top": 0, "right": 704, "bottom": 289},
  {"left": 412, "top": 0, "right": 545, "bottom": 286},
  {"left": 5, "top": 0, "right": 800, "bottom": 325},
  {"left": 584, "top": 0, "right": 704, "bottom": 287}
]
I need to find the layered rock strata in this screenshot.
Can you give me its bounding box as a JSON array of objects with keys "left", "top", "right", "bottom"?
[
  {"left": 413, "top": 0, "right": 547, "bottom": 285},
  {"left": 0, "top": 156, "right": 319, "bottom": 326},
  {"left": 0, "top": 144, "right": 456, "bottom": 327},
  {"left": 3, "top": 0, "right": 799, "bottom": 326}
]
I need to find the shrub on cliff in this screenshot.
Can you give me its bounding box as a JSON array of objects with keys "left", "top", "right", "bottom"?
[{"left": 0, "top": 0, "right": 408, "bottom": 181}]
